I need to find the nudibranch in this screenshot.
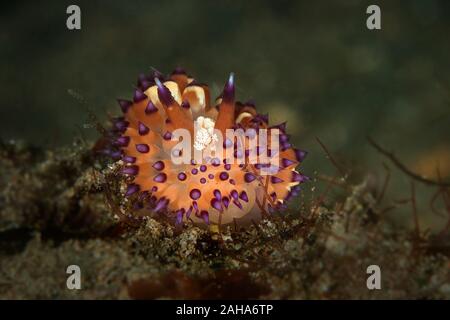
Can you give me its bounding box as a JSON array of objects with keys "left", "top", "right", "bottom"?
[{"left": 105, "top": 68, "right": 308, "bottom": 226}]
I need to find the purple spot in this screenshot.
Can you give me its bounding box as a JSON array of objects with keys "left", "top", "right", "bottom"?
[
  {"left": 109, "top": 150, "right": 123, "bottom": 160},
  {"left": 122, "top": 165, "right": 139, "bottom": 175},
  {"left": 281, "top": 142, "right": 292, "bottom": 151},
  {"left": 115, "top": 136, "right": 130, "bottom": 147},
  {"left": 186, "top": 206, "right": 193, "bottom": 219},
  {"left": 122, "top": 155, "right": 136, "bottom": 163},
  {"left": 271, "top": 176, "right": 284, "bottom": 184},
  {"left": 136, "top": 144, "right": 150, "bottom": 153},
  {"left": 190, "top": 189, "right": 201, "bottom": 200},
  {"left": 230, "top": 190, "right": 238, "bottom": 200},
  {"left": 153, "top": 173, "right": 167, "bottom": 183},
  {"left": 125, "top": 184, "right": 139, "bottom": 197},
  {"left": 211, "top": 199, "right": 223, "bottom": 212},
  {"left": 140, "top": 80, "right": 152, "bottom": 91},
  {"left": 154, "top": 197, "right": 168, "bottom": 212},
  {"left": 294, "top": 149, "right": 308, "bottom": 162},
  {"left": 224, "top": 164, "right": 231, "bottom": 171},
  {"left": 200, "top": 165, "right": 207, "bottom": 172},
  {"left": 233, "top": 200, "right": 243, "bottom": 209},
  {"left": 239, "top": 191, "right": 248, "bottom": 202},
  {"left": 181, "top": 101, "right": 190, "bottom": 109},
  {"left": 145, "top": 101, "right": 158, "bottom": 114},
  {"left": 152, "top": 161, "right": 165, "bottom": 171},
  {"left": 178, "top": 172, "right": 187, "bottom": 181},
  {"left": 114, "top": 119, "right": 129, "bottom": 132},
  {"left": 176, "top": 209, "right": 184, "bottom": 225},
  {"left": 280, "top": 134, "right": 290, "bottom": 143},
  {"left": 200, "top": 178, "right": 206, "bottom": 184},
  {"left": 151, "top": 186, "right": 158, "bottom": 192},
  {"left": 117, "top": 99, "right": 132, "bottom": 113},
  {"left": 292, "top": 172, "right": 305, "bottom": 183},
  {"left": 244, "top": 173, "right": 256, "bottom": 183},
  {"left": 219, "top": 172, "right": 229, "bottom": 181},
  {"left": 133, "top": 89, "right": 147, "bottom": 103},
  {"left": 192, "top": 201, "right": 199, "bottom": 212},
  {"left": 229, "top": 179, "right": 236, "bottom": 185},
  {"left": 213, "top": 189, "right": 222, "bottom": 200},
  {"left": 222, "top": 197, "right": 230, "bottom": 208},
  {"left": 208, "top": 174, "right": 214, "bottom": 179},
  {"left": 138, "top": 122, "right": 150, "bottom": 135},
  {"left": 191, "top": 168, "right": 198, "bottom": 175},
  {"left": 282, "top": 158, "right": 296, "bottom": 168},
  {"left": 163, "top": 131, "right": 172, "bottom": 140},
  {"left": 201, "top": 211, "right": 210, "bottom": 224}
]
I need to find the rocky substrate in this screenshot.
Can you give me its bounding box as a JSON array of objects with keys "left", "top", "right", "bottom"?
[{"left": 0, "top": 140, "right": 448, "bottom": 299}]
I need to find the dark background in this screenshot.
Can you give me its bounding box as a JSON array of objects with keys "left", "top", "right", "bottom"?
[{"left": 1, "top": 0, "right": 449, "bottom": 229}]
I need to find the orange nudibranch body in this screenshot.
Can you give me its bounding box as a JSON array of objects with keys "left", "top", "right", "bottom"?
[{"left": 107, "top": 68, "right": 308, "bottom": 226}]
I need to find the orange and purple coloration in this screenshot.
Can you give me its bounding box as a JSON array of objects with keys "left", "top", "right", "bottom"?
[{"left": 104, "top": 68, "right": 308, "bottom": 226}]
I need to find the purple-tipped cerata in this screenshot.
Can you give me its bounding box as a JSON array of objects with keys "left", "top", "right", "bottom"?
[
  {"left": 122, "top": 165, "right": 139, "bottom": 175},
  {"left": 145, "top": 101, "right": 158, "bottom": 114},
  {"left": 222, "top": 73, "right": 235, "bottom": 104},
  {"left": 155, "top": 77, "right": 174, "bottom": 106},
  {"left": 108, "top": 68, "right": 308, "bottom": 226},
  {"left": 211, "top": 198, "right": 223, "bottom": 212},
  {"left": 117, "top": 99, "right": 132, "bottom": 113},
  {"left": 125, "top": 184, "right": 140, "bottom": 197},
  {"left": 133, "top": 89, "right": 147, "bottom": 103},
  {"left": 138, "top": 122, "right": 150, "bottom": 135}
]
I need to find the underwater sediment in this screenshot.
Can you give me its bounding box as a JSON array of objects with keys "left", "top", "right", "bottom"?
[{"left": 0, "top": 140, "right": 448, "bottom": 299}]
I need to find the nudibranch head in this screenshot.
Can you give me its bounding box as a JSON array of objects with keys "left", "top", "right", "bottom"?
[{"left": 105, "top": 68, "right": 308, "bottom": 226}]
